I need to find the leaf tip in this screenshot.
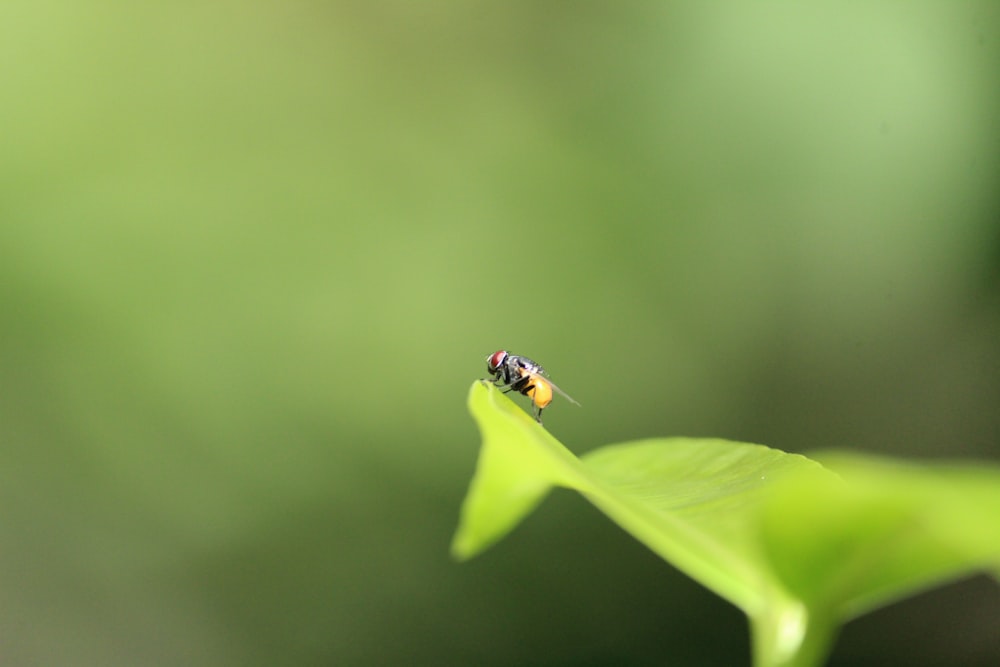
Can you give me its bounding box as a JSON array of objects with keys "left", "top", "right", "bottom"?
[{"left": 449, "top": 530, "right": 480, "bottom": 562}]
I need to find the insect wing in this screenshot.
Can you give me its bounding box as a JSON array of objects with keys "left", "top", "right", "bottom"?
[{"left": 541, "top": 375, "right": 580, "bottom": 406}]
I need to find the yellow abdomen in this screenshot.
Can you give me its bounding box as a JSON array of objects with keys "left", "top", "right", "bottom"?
[{"left": 526, "top": 378, "right": 553, "bottom": 409}]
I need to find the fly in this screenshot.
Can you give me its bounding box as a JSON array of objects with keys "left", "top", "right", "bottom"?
[{"left": 484, "top": 349, "right": 579, "bottom": 423}]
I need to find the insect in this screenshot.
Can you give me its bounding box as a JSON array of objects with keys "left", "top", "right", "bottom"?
[{"left": 484, "top": 349, "right": 579, "bottom": 423}]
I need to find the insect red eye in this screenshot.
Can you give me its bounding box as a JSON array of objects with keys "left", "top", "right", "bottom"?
[{"left": 486, "top": 350, "right": 508, "bottom": 372}]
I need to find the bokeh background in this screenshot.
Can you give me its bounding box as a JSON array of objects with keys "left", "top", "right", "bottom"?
[{"left": 2, "top": 2, "right": 999, "bottom": 665}]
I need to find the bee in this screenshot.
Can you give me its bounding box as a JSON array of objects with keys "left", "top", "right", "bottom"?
[{"left": 484, "top": 349, "right": 579, "bottom": 423}]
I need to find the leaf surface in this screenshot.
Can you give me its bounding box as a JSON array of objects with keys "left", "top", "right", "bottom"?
[{"left": 453, "top": 382, "right": 1000, "bottom": 667}]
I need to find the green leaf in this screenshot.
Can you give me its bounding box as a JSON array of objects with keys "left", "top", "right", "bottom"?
[
  {"left": 453, "top": 382, "right": 1000, "bottom": 667},
  {"left": 450, "top": 381, "right": 584, "bottom": 560},
  {"left": 762, "top": 451, "right": 1000, "bottom": 619}
]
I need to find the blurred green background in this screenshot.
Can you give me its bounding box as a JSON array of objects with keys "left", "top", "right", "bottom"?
[{"left": 2, "top": 2, "right": 998, "bottom": 665}]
